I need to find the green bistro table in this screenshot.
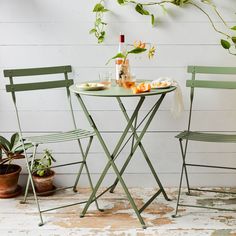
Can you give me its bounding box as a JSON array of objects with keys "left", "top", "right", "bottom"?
[{"left": 70, "top": 81, "right": 176, "bottom": 228}]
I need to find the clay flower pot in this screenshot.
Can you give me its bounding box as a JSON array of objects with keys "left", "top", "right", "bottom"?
[
  {"left": 0, "top": 164, "right": 22, "bottom": 198},
  {"left": 32, "top": 170, "right": 55, "bottom": 196}
]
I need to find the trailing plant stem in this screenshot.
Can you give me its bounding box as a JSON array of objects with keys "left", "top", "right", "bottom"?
[{"left": 187, "top": 2, "right": 231, "bottom": 38}]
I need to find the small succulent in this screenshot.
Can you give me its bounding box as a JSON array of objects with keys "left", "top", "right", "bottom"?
[{"left": 32, "top": 149, "right": 56, "bottom": 177}]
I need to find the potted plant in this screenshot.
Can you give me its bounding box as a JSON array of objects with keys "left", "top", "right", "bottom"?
[
  {"left": 0, "top": 133, "right": 32, "bottom": 198},
  {"left": 31, "top": 149, "right": 56, "bottom": 196}
]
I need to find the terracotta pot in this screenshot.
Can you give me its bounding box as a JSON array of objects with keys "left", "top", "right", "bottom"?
[
  {"left": 32, "top": 170, "right": 55, "bottom": 195},
  {"left": 0, "top": 164, "right": 22, "bottom": 198}
]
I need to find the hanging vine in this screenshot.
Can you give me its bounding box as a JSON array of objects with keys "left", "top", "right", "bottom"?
[
  {"left": 89, "top": 0, "right": 109, "bottom": 43},
  {"left": 90, "top": 0, "right": 236, "bottom": 55}
]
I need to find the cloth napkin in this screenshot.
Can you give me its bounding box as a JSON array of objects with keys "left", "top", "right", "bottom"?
[{"left": 151, "top": 77, "right": 184, "bottom": 118}]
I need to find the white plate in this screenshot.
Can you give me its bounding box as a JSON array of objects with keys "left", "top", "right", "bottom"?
[
  {"left": 76, "top": 83, "right": 106, "bottom": 91},
  {"left": 151, "top": 81, "right": 172, "bottom": 89}
]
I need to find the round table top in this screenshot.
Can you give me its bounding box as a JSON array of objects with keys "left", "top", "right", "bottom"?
[{"left": 70, "top": 80, "right": 176, "bottom": 98}]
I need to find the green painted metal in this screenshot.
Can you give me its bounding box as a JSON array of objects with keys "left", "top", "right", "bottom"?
[
  {"left": 77, "top": 94, "right": 147, "bottom": 227},
  {"left": 176, "top": 131, "right": 236, "bottom": 143},
  {"left": 70, "top": 82, "right": 175, "bottom": 97},
  {"left": 174, "top": 65, "right": 236, "bottom": 218},
  {"left": 110, "top": 97, "right": 170, "bottom": 202},
  {"left": 3, "top": 65, "right": 72, "bottom": 77},
  {"left": 139, "top": 189, "right": 162, "bottom": 214},
  {"left": 26, "top": 129, "right": 95, "bottom": 144},
  {"left": 6, "top": 79, "right": 74, "bottom": 92},
  {"left": 4, "top": 65, "right": 100, "bottom": 226},
  {"left": 72, "top": 82, "right": 175, "bottom": 228},
  {"left": 20, "top": 144, "right": 38, "bottom": 204},
  {"left": 188, "top": 65, "right": 236, "bottom": 74},
  {"left": 186, "top": 80, "right": 236, "bottom": 89}
]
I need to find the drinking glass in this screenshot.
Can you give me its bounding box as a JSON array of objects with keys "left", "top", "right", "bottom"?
[
  {"left": 99, "top": 71, "right": 112, "bottom": 87},
  {"left": 122, "top": 74, "right": 136, "bottom": 89}
]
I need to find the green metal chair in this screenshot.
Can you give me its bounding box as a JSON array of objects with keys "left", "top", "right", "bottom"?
[
  {"left": 3, "top": 65, "right": 100, "bottom": 226},
  {"left": 173, "top": 65, "right": 236, "bottom": 217}
]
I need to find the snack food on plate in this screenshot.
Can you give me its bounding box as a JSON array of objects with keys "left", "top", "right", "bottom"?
[
  {"left": 132, "top": 82, "right": 151, "bottom": 94},
  {"left": 151, "top": 80, "right": 171, "bottom": 89}
]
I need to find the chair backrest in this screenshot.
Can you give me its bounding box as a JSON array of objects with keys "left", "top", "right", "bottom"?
[
  {"left": 186, "top": 65, "right": 236, "bottom": 132},
  {"left": 187, "top": 66, "right": 236, "bottom": 89},
  {"left": 3, "top": 65, "right": 77, "bottom": 132}
]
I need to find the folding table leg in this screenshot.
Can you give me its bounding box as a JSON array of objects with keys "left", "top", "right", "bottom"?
[
  {"left": 77, "top": 94, "right": 147, "bottom": 228},
  {"left": 110, "top": 96, "right": 170, "bottom": 201}
]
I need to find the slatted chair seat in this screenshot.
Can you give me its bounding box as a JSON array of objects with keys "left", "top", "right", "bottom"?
[
  {"left": 25, "top": 129, "right": 95, "bottom": 144},
  {"left": 176, "top": 131, "right": 236, "bottom": 143}
]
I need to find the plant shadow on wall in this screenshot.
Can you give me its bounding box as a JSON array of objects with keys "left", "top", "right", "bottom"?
[{"left": 90, "top": 0, "right": 236, "bottom": 55}]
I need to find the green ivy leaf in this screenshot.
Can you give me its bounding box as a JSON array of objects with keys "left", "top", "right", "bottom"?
[
  {"left": 89, "top": 28, "right": 97, "bottom": 34},
  {"left": 95, "top": 18, "right": 102, "bottom": 26},
  {"left": 98, "top": 36, "right": 104, "bottom": 43},
  {"left": 135, "top": 4, "right": 150, "bottom": 15},
  {"left": 117, "top": 0, "right": 125, "bottom": 4},
  {"left": 172, "top": 0, "right": 189, "bottom": 6},
  {"left": 231, "top": 26, "right": 236, "bottom": 30},
  {"left": 93, "top": 3, "right": 108, "bottom": 12},
  {"left": 232, "top": 37, "right": 236, "bottom": 44},
  {"left": 93, "top": 3, "right": 104, "bottom": 12},
  {"left": 221, "top": 39, "right": 231, "bottom": 49},
  {"left": 151, "top": 14, "right": 155, "bottom": 26},
  {"left": 128, "top": 48, "right": 147, "bottom": 54}
]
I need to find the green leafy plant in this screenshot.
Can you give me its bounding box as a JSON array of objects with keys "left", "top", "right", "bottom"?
[
  {"left": 0, "top": 133, "right": 33, "bottom": 167},
  {"left": 91, "top": 0, "right": 236, "bottom": 55},
  {"left": 89, "top": 0, "right": 109, "bottom": 43},
  {"left": 106, "top": 40, "right": 156, "bottom": 65},
  {"left": 32, "top": 149, "right": 56, "bottom": 177}
]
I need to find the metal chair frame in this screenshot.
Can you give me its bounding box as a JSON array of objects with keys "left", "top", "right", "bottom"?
[
  {"left": 173, "top": 65, "right": 236, "bottom": 217},
  {"left": 3, "top": 65, "right": 100, "bottom": 226}
]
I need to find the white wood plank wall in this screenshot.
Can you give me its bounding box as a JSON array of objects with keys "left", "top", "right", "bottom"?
[{"left": 1, "top": 0, "right": 236, "bottom": 187}]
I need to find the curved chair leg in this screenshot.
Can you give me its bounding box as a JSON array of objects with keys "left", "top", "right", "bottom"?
[
  {"left": 23, "top": 149, "right": 44, "bottom": 226},
  {"left": 73, "top": 162, "right": 84, "bottom": 193},
  {"left": 73, "top": 136, "right": 102, "bottom": 211},
  {"left": 173, "top": 138, "right": 190, "bottom": 218},
  {"left": 73, "top": 136, "right": 93, "bottom": 191},
  {"left": 180, "top": 139, "right": 191, "bottom": 195},
  {"left": 172, "top": 163, "right": 185, "bottom": 218},
  {"left": 20, "top": 144, "right": 38, "bottom": 204}
]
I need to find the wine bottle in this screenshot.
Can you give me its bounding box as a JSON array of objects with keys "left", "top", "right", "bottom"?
[{"left": 115, "top": 34, "right": 129, "bottom": 84}]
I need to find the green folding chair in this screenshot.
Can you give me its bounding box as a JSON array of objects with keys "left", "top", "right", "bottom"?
[
  {"left": 173, "top": 65, "right": 236, "bottom": 217},
  {"left": 3, "top": 65, "right": 100, "bottom": 226}
]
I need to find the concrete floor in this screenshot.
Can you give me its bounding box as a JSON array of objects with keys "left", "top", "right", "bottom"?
[{"left": 1, "top": 187, "right": 236, "bottom": 236}]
